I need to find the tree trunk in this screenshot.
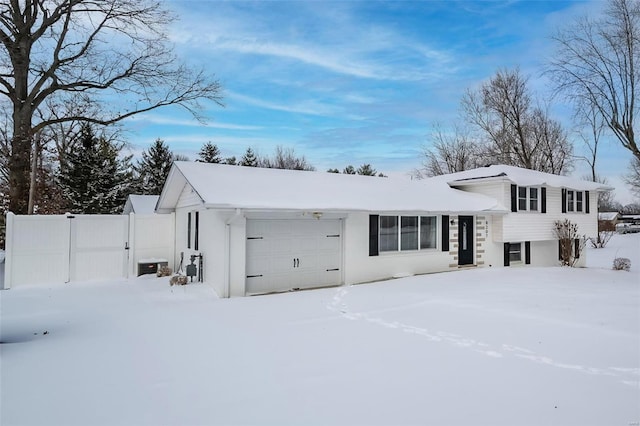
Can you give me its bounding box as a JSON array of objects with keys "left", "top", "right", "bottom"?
[{"left": 8, "top": 109, "right": 32, "bottom": 215}]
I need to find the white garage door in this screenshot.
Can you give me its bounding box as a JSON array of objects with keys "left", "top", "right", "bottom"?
[{"left": 246, "top": 219, "right": 342, "bottom": 295}]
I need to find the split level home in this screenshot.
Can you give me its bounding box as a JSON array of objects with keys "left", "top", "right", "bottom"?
[{"left": 155, "top": 162, "right": 611, "bottom": 297}]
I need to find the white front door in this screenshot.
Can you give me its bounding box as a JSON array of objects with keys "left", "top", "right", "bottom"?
[{"left": 245, "top": 219, "right": 342, "bottom": 295}]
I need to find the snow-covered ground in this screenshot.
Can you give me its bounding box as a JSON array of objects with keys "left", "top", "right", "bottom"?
[{"left": 1, "top": 235, "right": 638, "bottom": 426}]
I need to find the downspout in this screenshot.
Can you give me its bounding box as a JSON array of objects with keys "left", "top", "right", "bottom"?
[{"left": 224, "top": 209, "right": 243, "bottom": 298}]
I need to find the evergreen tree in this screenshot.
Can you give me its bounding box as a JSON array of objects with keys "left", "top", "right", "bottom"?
[
  {"left": 327, "top": 168, "right": 340, "bottom": 173},
  {"left": 197, "top": 142, "right": 222, "bottom": 163},
  {"left": 224, "top": 156, "right": 237, "bottom": 165},
  {"left": 357, "top": 164, "right": 377, "bottom": 176},
  {"left": 240, "top": 147, "right": 258, "bottom": 167},
  {"left": 135, "top": 138, "right": 174, "bottom": 195},
  {"left": 58, "top": 124, "right": 134, "bottom": 214},
  {"left": 343, "top": 165, "right": 356, "bottom": 174}
]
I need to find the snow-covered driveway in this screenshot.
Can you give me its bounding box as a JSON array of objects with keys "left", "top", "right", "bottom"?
[{"left": 1, "top": 235, "right": 638, "bottom": 426}]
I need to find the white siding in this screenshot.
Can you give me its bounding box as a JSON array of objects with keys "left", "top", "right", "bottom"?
[
  {"left": 455, "top": 181, "right": 508, "bottom": 202},
  {"left": 502, "top": 187, "right": 597, "bottom": 242},
  {"left": 176, "top": 183, "right": 203, "bottom": 209},
  {"left": 343, "top": 212, "right": 456, "bottom": 285},
  {"left": 129, "top": 213, "right": 175, "bottom": 277}
]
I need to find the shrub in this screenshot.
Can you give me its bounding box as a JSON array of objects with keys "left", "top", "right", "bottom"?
[
  {"left": 589, "top": 230, "right": 614, "bottom": 248},
  {"left": 613, "top": 258, "right": 631, "bottom": 272}
]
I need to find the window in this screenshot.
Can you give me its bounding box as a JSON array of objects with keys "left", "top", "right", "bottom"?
[
  {"left": 567, "top": 190, "right": 575, "bottom": 212},
  {"left": 509, "top": 243, "right": 522, "bottom": 262},
  {"left": 379, "top": 216, "right": 398, "bottom": 252},
  {"left": 565, "top": 190, "right": 585, "bottom": 213},
  {"left": 194, "top": 211, "right": 199, "bottom": 251},
  {"left": 420, "top": 216, "right": 437, "bottom": 249},
  {"left": 401, "top": 216, "right": 418, "bottom": 250},
  {"left": 380, "top": 215, "right": 438, "bottom": 252},
  {"left": 529, "top": 188, "right": 538, "bottom": 211},
  {"left": 518, "top": 187, "right": 527, "bottom": 211},
  {"left": 187, "top": 212, "right": 192, "bottom": 249},
  {"left": 576, "top": 191, "right": 583, "bottom": 212},
  {"left": 515, "top": 186, "right": 540, "bottom": 212}
]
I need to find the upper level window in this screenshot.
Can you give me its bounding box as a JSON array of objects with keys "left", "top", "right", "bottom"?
[
  {"left": 380, "top": 215, "right": 438, "bottom": 253},
  {"left": 565, "top": 190, "right": 586, "bottom": 213},
  {"left": 567, "top": 190, "right": 575, "bottom": 212},
  {"left": 529, "top": 188, "right": 538, "bottom": 211},
  {"left": 516, "top": 186, "right": 539, "bottom": 212},
  {"left": 576, "top": 191, "right": 583, "bottom": 212}
]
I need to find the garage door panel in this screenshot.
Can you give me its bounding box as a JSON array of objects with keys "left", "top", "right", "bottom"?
[{"left": 246, "top": 219, "right": 342, "bottom": 295}]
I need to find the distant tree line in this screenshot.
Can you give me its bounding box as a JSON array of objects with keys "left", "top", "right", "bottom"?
[{"left": 2, "top": 127, "right": 388, "bottom": 216}]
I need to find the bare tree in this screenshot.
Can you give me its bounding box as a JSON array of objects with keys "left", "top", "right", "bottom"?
[
  {"left": 549, "top": 0, "right": 640, "bottom": 162},
  {"left": 575, "top": 103, "right": 607, "bottom": 182},
  {"left": 260, "top": 146, "right": 315, "bottom": 171},
  {"left": 625, "top": 156, "right": 640, "bottom": 198},
  {"left": 416, "top": 123, "right": 483, "bottom": 178},
  {"left": 0, "top": 1, "right": 223, "bottom": 214},
  {"left": 462, "top": 68, "right": 573, "bottom": 174}
]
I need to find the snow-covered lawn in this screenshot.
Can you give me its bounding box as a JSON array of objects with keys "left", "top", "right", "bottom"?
[{"left": 1, "top": 235, "right": 639, "bottom": 426}]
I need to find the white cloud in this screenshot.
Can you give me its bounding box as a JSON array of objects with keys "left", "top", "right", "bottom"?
[{"left": 125, "top": 114, "right": 263, "bottom": 130}]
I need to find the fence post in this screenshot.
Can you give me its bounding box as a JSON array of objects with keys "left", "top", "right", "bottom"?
[
  {"left": 128, "top": 213, "right": 135, "bottom": 278},
  {"left": 3, "top": 212, "right": 14, "bottom": 289}
]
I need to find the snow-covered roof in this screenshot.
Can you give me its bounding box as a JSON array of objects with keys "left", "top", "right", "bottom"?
[
  {"left": 156, "top": 162, "right": 507, "bottom": 214},
  {"left": 123, "top": 195, "right": 160, "bottom": 214},
  {"left": 599, "top": 212, "right": 620, "bottom": 221},
  {"left": 437, "top": 165, "right": 614, "bottom": 192}
]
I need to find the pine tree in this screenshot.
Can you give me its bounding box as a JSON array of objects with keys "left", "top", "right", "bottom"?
[
  {"left": 197, "top": 142, "right": 222, "bottom": 163},
  {"left": 58, "top": 125, "right": 134, "bottom": 214},
  {"left": 240, "top": 147, "right": 258, "bottom": 167},
  {"left": 327, "top": 168, "right": 340, "bottom": 173},
  {"left": 343, "top": 165, "right": 356, "bottom": 174},
  {"left": 224, "top": 156, "right": 237, "bottom": 165},
  {"left": 357, "top": 164, "right": 377, "bottom": 176},
  {"left": 134, "top": 138, "right": 175, "bottom": 195}
]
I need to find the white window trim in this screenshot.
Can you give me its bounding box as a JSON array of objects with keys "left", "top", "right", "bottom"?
[
  {"left": 566, "top": 190, "right": 585, "bottom": 213},
  {"left": 379, "top": 215, "right": 439, "bottom": 253},
  {"left": 517, "top": 186, "right": 540, "bottom": 213},
  {"left": 509, "top": 242, "right": 523, "bottom": 263}
]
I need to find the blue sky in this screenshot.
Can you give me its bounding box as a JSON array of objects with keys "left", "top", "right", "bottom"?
[{"left": 123, "top": 0, "right": 635, "bottom": 203}]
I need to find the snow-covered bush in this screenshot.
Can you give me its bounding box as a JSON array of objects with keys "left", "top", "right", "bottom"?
[
  {"left": 554, "top": 219, "right": 586, "bottom": 267},
  {"left": 613, "top": 257, "right": 631, "bottom": 272}
]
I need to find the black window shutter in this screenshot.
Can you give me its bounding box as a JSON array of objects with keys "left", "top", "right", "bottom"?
[
  {"left": 442, "top": 215, "right": 450, "bottom": 252},
  {"left": 187, "top": 212, "right": 192, "bottom": 249},
  {"left": 574, "top": 239, "right": 580, "bottom": 259},
  {"left": 195, "top": 211, "right": 199, "bottom": 251},
  {"left": 510, "top": 184, "right": 517, "bottom": 212},
  {"left": 585, "top": 191, "right": 590, "bottom": 214},
  {"left": 369, "top": 215, "right": 379, "bottom": 256},
  {"left": 561, "top": 188, "right": 567, "bottom": 213},
  {"left": 525, "top": 241, "right": 531, "bottom": 265},
  {"left": 541, "top": 187, "right": 547, "bottom": 213},
  {"left": 504, "top": 243, "right": 510, "bottom": 266}
]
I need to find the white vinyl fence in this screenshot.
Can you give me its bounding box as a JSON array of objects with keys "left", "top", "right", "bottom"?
[{"left": 3, "top": 212, "right": 175, "bottom": 289}]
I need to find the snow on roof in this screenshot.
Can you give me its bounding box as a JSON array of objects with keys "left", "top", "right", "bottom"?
[
  {"left": 124, "top": 195, "right": 159, "bottom": 214},
  {"left": 156, "top": 162, "right": 506, "bottom": 214},
  {"left": 599, "top": 212, "right": 620, "bottom": 221},
  {"left": 437, "top": 165, "right": 614, "bottom": 192}
]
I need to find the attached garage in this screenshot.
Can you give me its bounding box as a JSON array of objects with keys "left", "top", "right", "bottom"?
[{"left": 245, "top": 219, "right": 342, "bottom": 295}]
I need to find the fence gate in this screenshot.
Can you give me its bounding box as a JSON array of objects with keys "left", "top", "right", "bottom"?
[
  {"left": 68, "top": 215, "right": 129, "bottom": 282},
  {"left": 3, "top": 214, "right": 130, "bottom": 288}
]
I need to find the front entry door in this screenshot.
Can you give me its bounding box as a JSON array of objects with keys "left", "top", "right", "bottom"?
[{"left": 458, "top": 216, "right": 474, "bottom": 266}]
